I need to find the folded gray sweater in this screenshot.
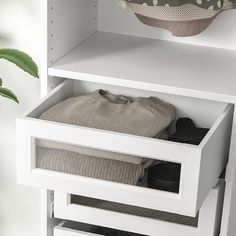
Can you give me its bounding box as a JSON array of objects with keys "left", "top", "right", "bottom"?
[
  {"left": 36, "top": 147, "right": 144, "bottom": 185},
  {"left": 37, "top": 90, "right": 175, "bottom": 164}
]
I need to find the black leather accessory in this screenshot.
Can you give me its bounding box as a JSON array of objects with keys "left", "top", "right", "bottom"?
[
  {"left": 148, "top": 162, "right": 181, "bottom": 193},
  {"left": 169, "top": 118, "right": 209, "bottom": 145}
]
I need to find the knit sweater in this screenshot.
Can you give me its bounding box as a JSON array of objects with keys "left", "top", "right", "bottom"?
[
  {"left": 36, "top": 147, "right": 144, "bottom": 185},
  {"left": 37, "top": 90, "right": 175, "bottom": 164}
]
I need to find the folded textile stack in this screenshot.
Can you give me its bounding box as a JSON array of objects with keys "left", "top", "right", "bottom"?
[
  {"left": 119, "top": 0, "right": 236, "bottom": 36},
  {"left": 37, "top": 90, "right": 175, "bottom": 185},
  {"left": 36, "top": 147, "right": 144, "bottom": 185}
]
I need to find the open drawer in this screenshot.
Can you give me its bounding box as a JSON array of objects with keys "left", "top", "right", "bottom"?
[
  {"left": 54, "top": 181, "right": 225, "bottom": 236},
  {"left": 16, "top": 79, "right": 233, "bottom": 216}
]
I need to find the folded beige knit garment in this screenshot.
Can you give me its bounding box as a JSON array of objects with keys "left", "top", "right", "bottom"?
[
  {"left": 38, "top": 90, "right": 175, "bottom": 164},
  {"left": 37, "top": 131, "right": 167, "bottom": 165},
  {"left": 36, "top": 147, "right": 144, "bottom": 185}
]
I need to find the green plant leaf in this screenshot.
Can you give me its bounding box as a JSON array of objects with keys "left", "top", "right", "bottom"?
[
  {"left": 0, "top": 49, "right": 39, "bottom": 78},
  {"left": 0, "top": 86, "right": 19, "bottom": 103},
  {"left": 0, "top": 78, "right": 2, "bottom": 86}
]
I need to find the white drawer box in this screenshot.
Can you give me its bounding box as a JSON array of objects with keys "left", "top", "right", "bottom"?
[
  {"left": 54, "top": 222, "right": 103, "bottom": 236},
  {"left": 16, "top": 79, "right": 233, "bottom": 216},
  {"left": 54, "top": 181, "right": 225, "bottom": 236},
  {"left": 54, "top": 221, "right": 146, "bottom": 236}
]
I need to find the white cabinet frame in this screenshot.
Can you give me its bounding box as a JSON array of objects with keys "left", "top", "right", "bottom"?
[{"left": 36, "top": 0, "right": 236, "bottom": 236}]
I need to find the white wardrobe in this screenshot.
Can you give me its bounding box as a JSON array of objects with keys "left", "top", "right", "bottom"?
[{"left": 16, "top": 1, "right": 236, "bottom": 236}]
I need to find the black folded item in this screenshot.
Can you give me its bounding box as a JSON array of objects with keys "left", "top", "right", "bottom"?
[
  {"left": 169, "top": 118, "right": 209, "bottom": 145},
  {"left": 148, "top": 162, "right": 181, "bottom": 193}
]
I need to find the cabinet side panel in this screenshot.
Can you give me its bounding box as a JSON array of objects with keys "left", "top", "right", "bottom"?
[
  {"left": 49, "top": 0, "right": 97, "bottom": 64},
  {"left": 41, "top": 0, "right": 98, "bottom": 96},
  {"left": 41, "top": 0, "right": 50, "bottom": 97}
]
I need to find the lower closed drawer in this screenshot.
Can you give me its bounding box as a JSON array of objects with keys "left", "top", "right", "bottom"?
[
  {"left": 54, "top": 221, "right": 103, "bottom": 236},
  {"left": 54, "top": 180, "right": 225, "bottom": 236},
  {"left": 54, "top": 221, "right": 145, "bottom": 236}
]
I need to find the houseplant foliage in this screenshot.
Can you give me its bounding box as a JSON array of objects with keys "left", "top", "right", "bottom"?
[{"left": 0, "top": 49, "right": 39, "bottom": 103}]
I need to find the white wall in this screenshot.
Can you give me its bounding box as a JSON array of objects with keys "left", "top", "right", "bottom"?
[{"left": 0, "top": 1, "right": 41, "bottom": 236}]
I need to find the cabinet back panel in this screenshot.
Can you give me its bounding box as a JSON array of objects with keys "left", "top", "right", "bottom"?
[{"left": 48, "top": 0, "right": 97, "bottom": 64}]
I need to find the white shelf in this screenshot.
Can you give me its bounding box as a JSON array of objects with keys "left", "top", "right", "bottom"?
[{"left": 49, "top": 32, "right": 236, "bottom": 102}]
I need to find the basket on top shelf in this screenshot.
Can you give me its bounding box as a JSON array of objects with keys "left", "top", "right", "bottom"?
[{"left": 119, "top": 0, "right": 236, "bottom": 36}]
